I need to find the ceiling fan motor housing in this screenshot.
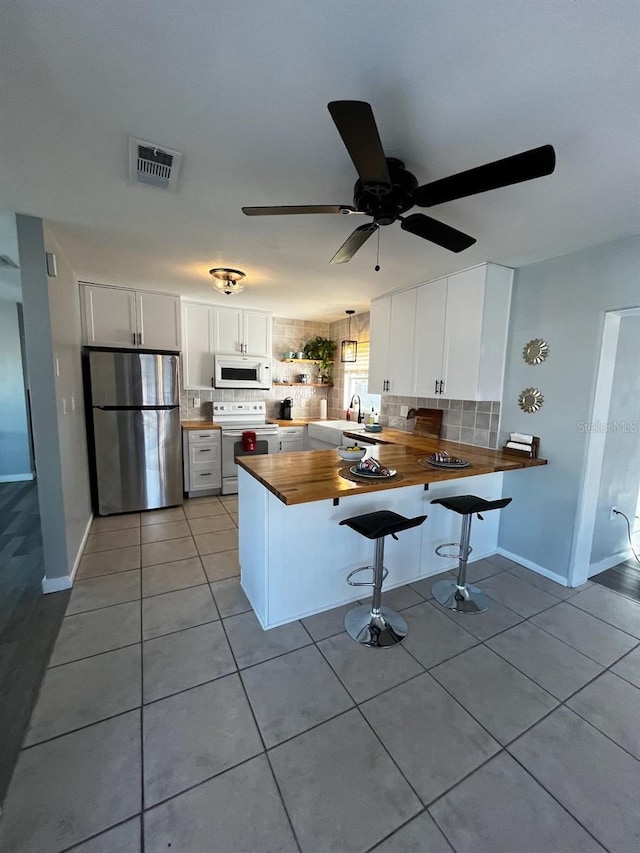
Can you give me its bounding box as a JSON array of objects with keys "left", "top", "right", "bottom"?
[{"left": 353, "top": 158, "right": 418, "bottom": 225}]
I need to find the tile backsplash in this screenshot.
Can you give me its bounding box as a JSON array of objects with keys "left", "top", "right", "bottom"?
[
  {"left": 181, "top": 310, "right": 501, "bottom": 448},
  {"left": 379, "top": 395, "right": 501, "bottom": 449},
  {"left": 181, "top": 317, "right": 332, "bottom": 421}
]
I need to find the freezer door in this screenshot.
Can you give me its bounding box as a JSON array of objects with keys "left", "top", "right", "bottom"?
[
  {"left": 89, "top": 350, "right": 179, "bottom": 407},
  {"left": 93, "top": 407, "right": 182, "bottom": 515}
]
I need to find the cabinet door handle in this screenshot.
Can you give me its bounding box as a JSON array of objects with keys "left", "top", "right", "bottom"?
[
  {"left": 132, "top": 333, "right": 136, "bottom": 346},
  {"left": 435, "top": 380, "right": 439, "bottom": 394},
  {"left": 439, "top": 380, "right": 444, "bottom": 394},
  {"left": 199, "top": 473, "right": 212, "bottom": 477},
  {"left": 138, "top": 332, "right": 143, "bottom": 345},
  {"left": 198, "top": 448, "right": 211, "bottom": 452}
]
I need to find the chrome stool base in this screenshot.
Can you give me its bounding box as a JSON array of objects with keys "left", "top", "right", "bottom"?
[
  {"left": 344, "top": 604, "right": 408, "bottom": 647},
  {"left": 432, "top": 579, "right": 490, "bottom": 613}
]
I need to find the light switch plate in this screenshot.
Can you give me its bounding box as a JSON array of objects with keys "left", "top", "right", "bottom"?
[
  {"left": 400, "top": 405, "right": 409, "bottom": 417},
  {"left": 193, "top": 396, "right": 201, "bottom": 408}
]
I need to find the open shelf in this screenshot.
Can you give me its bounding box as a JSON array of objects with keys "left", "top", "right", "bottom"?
[
  {"left": 279, "top": 358, "right": 334, "bottom": 364},
  {"left": 273, "top": 382, "right": 333, "bottom": 387}
]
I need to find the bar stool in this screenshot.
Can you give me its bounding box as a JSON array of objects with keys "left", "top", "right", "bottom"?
[
  {"left": 431, "top": 495, "right": 512, "bottom": 613},
  {"left": 340, "top": 510, "right": 427, "bottom": 647}
]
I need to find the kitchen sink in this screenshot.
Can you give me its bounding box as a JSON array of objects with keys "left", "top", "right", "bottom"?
[{"left": 308, "top": 419, "right": 366, "bottom": 431}]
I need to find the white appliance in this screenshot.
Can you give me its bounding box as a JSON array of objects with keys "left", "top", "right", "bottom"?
[
  {"left": 213, "top": 354, "right": 271, "bottom": 389},
  {"left": 214, "top": 401, "right": 279, "bottom": 494}
]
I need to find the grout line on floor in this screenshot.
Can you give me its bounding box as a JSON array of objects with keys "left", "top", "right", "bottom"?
[{"left": 503, "top": 746, "right": 618, "bottom": 852}]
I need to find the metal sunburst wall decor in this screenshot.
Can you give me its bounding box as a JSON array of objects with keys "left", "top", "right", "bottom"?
[
  {"left": 518, "top": 387, "right": 544, "bottom": 413},
  {"left": 522, "top": 338, "right": 549, "bottom": 365}
]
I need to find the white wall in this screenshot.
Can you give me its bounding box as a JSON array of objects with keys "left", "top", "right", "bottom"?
[
  {"left": 16, "top": 214, "right": 91, "bottom": 587},
  {"left": 0, "top": 301, "right": 32, "bottom": 480},
  {"left": 44, "top": 225, "right": 92, "bottom": 567},
  {"left": 498, "top": 235, "right": 640, "bottom": 581},
  {"left": 590, "top": 314, "right": 640, "bottom": 565}
]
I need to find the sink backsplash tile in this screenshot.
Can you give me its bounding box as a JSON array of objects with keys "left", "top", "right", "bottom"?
[{"left": 379, "top": 394, "right": 501, "bottom": 449}]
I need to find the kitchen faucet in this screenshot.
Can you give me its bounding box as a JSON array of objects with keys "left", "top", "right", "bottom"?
[{"left": 349, "top": 394, "right": 364, "bottom": 424}]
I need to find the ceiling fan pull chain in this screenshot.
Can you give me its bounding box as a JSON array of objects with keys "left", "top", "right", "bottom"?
[{"left": 375, "top": 226, "right": 381, "bottom": 272}]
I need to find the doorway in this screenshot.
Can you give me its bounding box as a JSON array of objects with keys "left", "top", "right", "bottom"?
[{"left": 570, "top": 309, "right": 640, "bottom": 591}]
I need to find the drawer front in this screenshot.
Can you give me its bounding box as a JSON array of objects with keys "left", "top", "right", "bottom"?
[
  {"left": 280, "top": 428, "right": 304, "bottom": 437},
  {"left": 189, "top": 430, "right": 220, "bottom": 444},
  {"left": 190, "top": 445, "right": 220, "bottom": 466},
  {"left": 190, "top": 469, "right": 221, "bottom": 490}
]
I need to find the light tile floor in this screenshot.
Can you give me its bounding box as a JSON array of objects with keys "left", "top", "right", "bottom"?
[{"left": 1, "top": 495, "right": 640, "bottom": 852}]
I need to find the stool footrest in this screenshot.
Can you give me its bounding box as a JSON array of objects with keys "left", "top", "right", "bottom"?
[
  {"left": 435, "top": 542, "right": 473, "bottom": 560},
  {"left": 346, "top": 565, "right": 388, "bottom": 588}
]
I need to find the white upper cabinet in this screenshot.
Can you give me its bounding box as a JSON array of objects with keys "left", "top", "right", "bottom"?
[
  {"left": 80, "top": 283, "right": 181, "bottom": 351},
  {"left": 371, "top": 263, "right": 513, "bottom": 403},
  {"left": 413, "top": 277, "right": 447, "bottom": 397},
  {"left": 182, "top": 302, "right": 215, "bottom": 389},
  {"left": 243, "top": 309, "right": 272, "bottom": 356},
  {"left": 214, "top": 306, "right": 244, "bottom": 353},
  {"left": 368, "top": 297, "right": 392, "bottom": 394},
  {"left": 214, "top": 306, "right": 271, "bottom": 356},
  {"left": 182, "top": 301, "right": 272, "bottom": 389},
  {"left": 136, "top": 291, "right": 181, "bottom": 351},
  {"left": 368, "top": 289, "right": 416, "bottom": 396},
  {"left": 81, "top": 284, "right": 137, "bottom": 348}
]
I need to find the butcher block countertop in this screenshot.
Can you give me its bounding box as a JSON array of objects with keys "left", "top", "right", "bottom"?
[
  {"left": 236, "top": 435, "right": 546, "bottom": 506},
  {"left": 268, "top": 418, "right": 317, "bottom": 427},
  {"left": 181, "top": 421, "right": 222, "bottom": 430}
]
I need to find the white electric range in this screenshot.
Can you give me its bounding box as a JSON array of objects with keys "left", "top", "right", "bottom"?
[{"left": 213, "top": 402, "right": 280, "bottom": 495}]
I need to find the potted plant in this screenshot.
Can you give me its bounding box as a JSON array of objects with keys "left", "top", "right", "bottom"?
[{"left": 303, "top": 336, "right": 336, "bottom": 384}]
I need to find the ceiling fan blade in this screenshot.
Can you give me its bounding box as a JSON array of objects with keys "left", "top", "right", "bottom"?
[
  {"left": 330, "top": 222, "right": 378, "bottom": 264},
  {"left": 327, "top": 101, "right": 391, "bottom": 187},
  {"left": 242, "top": 205, "right": 363, "bottom": 216},
  {"left": 414, "top": 145, "right": 556, "bottom": 207},
  {"left": 400, "top": 213, "right": 476, "bottom": 253}
]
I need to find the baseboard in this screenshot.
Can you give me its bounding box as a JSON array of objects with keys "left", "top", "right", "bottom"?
[
  {"left": 41, "top": 513, "right": 93, "bottom": 594},
  {"left": 588, "top": 548, "right": 633, "bottom": 578},
  {"left": 495, "top": 546, "right": 569, "bottom": 587},
  {"left": 0, "top": 472, "right": 35, "bottom": 483}
]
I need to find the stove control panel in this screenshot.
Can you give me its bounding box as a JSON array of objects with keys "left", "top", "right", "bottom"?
[{"left": 213, "top": 401, "right": 266, "bottom": 416}]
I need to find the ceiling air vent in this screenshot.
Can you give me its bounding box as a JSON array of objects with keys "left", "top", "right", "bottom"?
[{"left": 129, "top": 138, "right": 183, "bottom": 191}]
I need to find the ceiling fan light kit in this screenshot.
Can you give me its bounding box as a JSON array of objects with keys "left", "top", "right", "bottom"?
[
  {"left": 243, "top": 100, "right": 556, "bottom": 266},
  {"left": 209, "top": 267, "right": 246, "bottom": 296}
]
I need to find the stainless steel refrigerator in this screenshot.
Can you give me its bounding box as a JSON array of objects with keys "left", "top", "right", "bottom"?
[{"left": 88, "top": 350, "right": 182, "bottom": 515}]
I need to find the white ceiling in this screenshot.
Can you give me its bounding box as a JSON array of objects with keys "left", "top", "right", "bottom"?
[{"left": 1, "top": 0, "right": 639, "bottom": 320}]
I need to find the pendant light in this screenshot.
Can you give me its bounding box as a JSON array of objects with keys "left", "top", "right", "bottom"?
[
  {"left": 341, "top": 310, "right": 358, "bottom": 363},
  {"left": 209, "top": 267, "right": 246, "bottom": 295}
]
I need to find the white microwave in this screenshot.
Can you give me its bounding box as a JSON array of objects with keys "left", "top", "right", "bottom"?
[{"left": 213, "top": 354, "right": 271, "bottom": 389}]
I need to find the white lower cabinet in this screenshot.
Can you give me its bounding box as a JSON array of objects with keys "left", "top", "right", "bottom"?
[
  {"left": 278, "top": 426, "right": 306, "bottom": 452},
  {"left": 183, "top": 429, "right": 221, "bottom": 496}
]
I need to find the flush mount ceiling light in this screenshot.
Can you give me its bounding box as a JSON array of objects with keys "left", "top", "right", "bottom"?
[
  {"left": 341, "top": 309, "right": 358, "bottom": 362},
  {"left": 209, "top": 267, "right": 246, "bottom": 295}
]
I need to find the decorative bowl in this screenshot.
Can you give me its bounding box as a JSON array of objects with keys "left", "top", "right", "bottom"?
[{"left": 337, "top": 444, "right": 367, "bottom": 462}]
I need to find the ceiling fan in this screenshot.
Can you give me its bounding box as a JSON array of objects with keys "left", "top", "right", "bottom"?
[{"left": 242, "top": 101, "right": 556, "bottom": 264}]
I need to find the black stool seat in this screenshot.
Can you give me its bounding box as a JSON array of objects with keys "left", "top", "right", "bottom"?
[
  {"left": 340, "top": 510, "right": 428, "bottom": 540},
  {"left": 430, "top": 495, "right": 512, "bottom": 516}
]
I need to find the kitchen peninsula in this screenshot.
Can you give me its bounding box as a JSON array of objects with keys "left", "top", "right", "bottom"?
[{"left": 236, "top": 432, "right": 546, "bottom": 629}]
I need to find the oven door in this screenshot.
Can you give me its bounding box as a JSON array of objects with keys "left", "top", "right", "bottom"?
[{"left": 221, "top": 428, "right": 279, "bottom": 494}]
